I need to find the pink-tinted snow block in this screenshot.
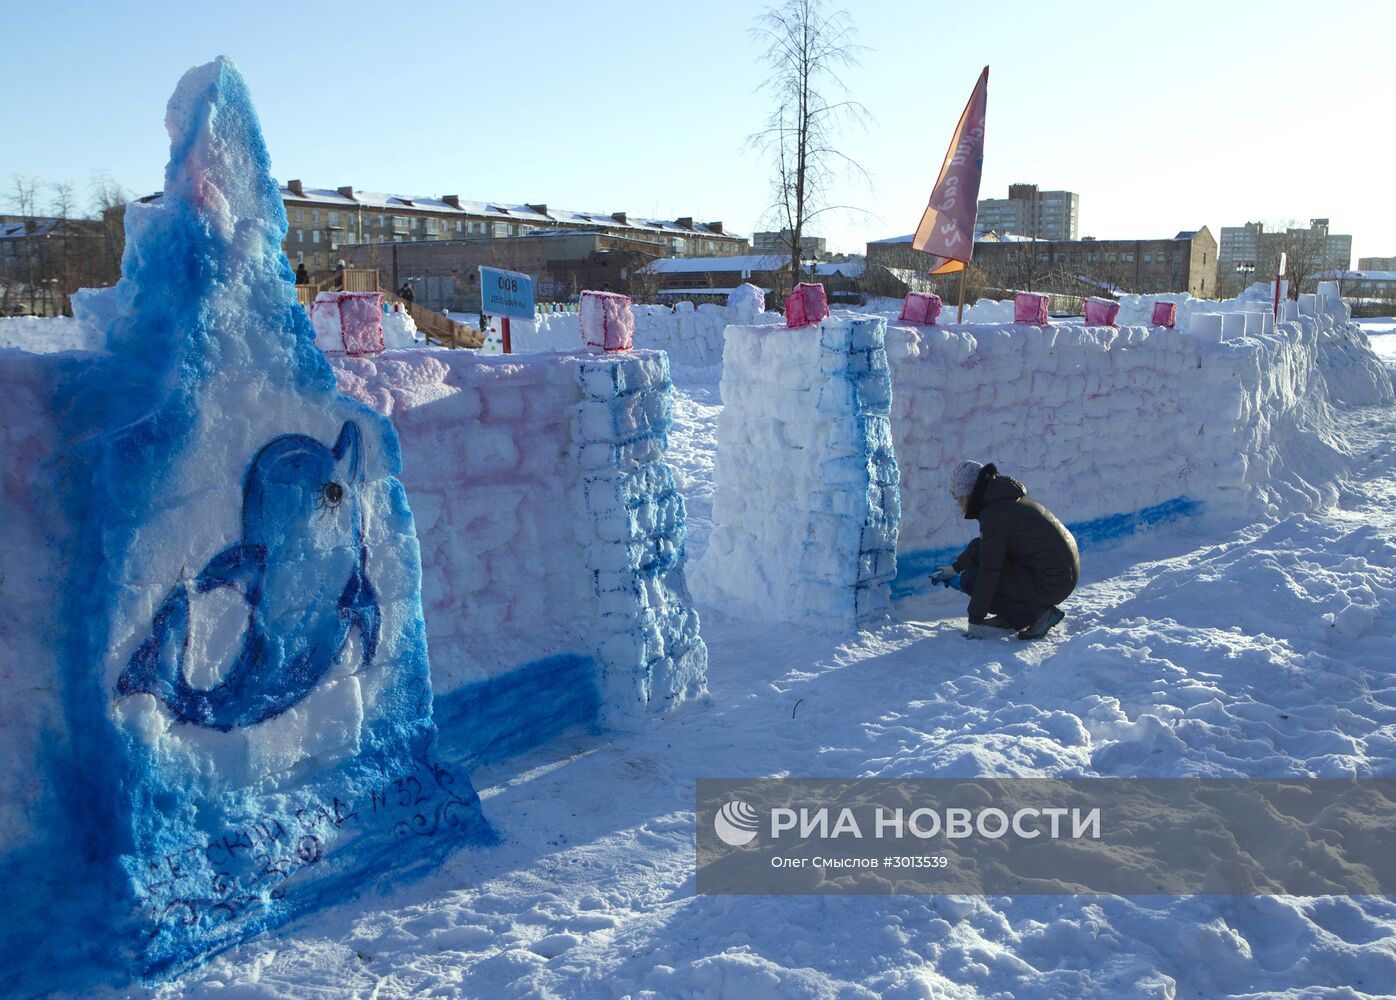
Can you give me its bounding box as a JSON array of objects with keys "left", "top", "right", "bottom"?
[
  {"left": 898, "top": 291, "right": 943, "bottom": 325},
  {"left": 580, "top": 290, "right": 635, "bottom": 351},
  {"left": 1151, "top": 301, "right": 1178, "bottom": 328},
  {"left": 338, "top": 291, "right": 385, "bottom": 355},
  {"left": 1014, "top": 292, "right": 1050, "bottom": 325},
  {"left": 1083, "top": 297, "right": 1120, "bottom": 327},
  {"left": 784, "top": 282, "right": 829, "bottom": 328}
]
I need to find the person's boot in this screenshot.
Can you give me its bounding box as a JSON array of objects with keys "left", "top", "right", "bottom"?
[
  {"left": 1017, "top": 607, "right": 1065, "bottom": 640},
  {"left": 980, "top": 615, "right": 1020, "bottom": 630}
]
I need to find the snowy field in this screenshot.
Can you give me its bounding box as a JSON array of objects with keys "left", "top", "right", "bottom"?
[
  {"left": 1357, "top": 317, "right": 1396, "bottom": 367},
  {"left": 79, "top": 359, "right": 1396, "bottom": 1000}
]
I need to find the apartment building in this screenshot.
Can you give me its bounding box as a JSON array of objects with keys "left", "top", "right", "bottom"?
[
  {"left": 976, "top": 183, "right": 1080, "bottom": 241},
  {"left": 279, "top": 182, "right": 747, "bottom": 271}
]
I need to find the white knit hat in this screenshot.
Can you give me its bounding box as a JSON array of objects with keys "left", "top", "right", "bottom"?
[{"left": 950, "top": 460, "right": 984, "bottom": 499}]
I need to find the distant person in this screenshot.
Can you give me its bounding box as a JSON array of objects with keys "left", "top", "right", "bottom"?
[
  {"left": 929, "top": 461, "right": 1079, "bottom": 640},
  {"left": 295, "top": 262, "right": 309, "bottom": 285},
  {"left": 398, "top": 282, "right": 415, "bottom": 304}
]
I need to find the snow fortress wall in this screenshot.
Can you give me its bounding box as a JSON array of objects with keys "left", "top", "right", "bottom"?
[
  {"left": 697, "top": 298, "right": 1391, "bottom": 622},
  {"left": 511, "top": 289, "right": 777, "bottom": 368},
  {"left": 331, "top": 348, "right": 708, "bottom": 761},
  {"left": 691, "top": 317, "right": 899, "bottom": 622}
]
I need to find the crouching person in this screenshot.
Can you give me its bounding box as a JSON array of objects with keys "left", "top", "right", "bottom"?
[{"left": 930, "top": 460, "right": 1079, "bottom": 640}]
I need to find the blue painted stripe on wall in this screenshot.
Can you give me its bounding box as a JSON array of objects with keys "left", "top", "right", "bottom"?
[
  {"left": 892, "top": 495, "right": 1205, "bottom": 600},
  {"left": 433, "top": 653, "right": 602, "bottom": 767}
]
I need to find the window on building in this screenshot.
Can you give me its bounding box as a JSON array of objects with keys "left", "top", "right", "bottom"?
[
  {"left": 1053, "top": 252, "right": 1065, "bottom": 263},
  {"left": 296, "top": 229, "right": 303, "bottom": 243},
  {"left": 311, "top": 210, "right": 320, "bottom": 223},
  {"left": 1122, "top": 252, "right": 1134, "bottom": 262},
  {"left": 1087, "top": 251, "right": 1097, "bottom": 263},
  {"left": 294, "top": 209, "right": 304, "bottom": 222},
  {"left": 1070, "top": 252, "right": 1082, "bottom": 263},
  {"left": 392, "top": 216, "right": 408, "bottom": 230},
  {"left": 312, "top": 231, "right": 320, "bottom": 244},
  {"left": 456, "top": 220, "right": 463, "bottom": 232},
  {"left": 329, "top": 211, "right": 340, "bottom": 224},
  {"left": 296, "top": 251, "right": 304, "bottom": 262},
  {"left": 1142, "top": 252, "right": 1152, "bottom": 263},
  {"left": 426, "top": 218, "right": 438, "bottom": 233}
]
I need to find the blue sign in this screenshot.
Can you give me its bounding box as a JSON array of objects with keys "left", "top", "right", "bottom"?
[{"left": 480, "top": 266, "right": 535, "bottom": 320}]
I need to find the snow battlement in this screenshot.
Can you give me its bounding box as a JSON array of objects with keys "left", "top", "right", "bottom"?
[{"left": 692, "top": 316, "right": 899, "bottom": 624}]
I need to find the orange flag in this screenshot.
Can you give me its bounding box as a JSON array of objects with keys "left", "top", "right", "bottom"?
[{"left": 912, "top": 66, "right": 989, "bottom": 275}]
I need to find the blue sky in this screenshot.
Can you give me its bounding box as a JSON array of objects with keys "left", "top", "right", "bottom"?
[{"left": 4, "top": 0, "right": 1393, "bottom": 261}]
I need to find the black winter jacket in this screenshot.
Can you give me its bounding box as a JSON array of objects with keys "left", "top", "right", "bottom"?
[{"left": 952, "top": 466, "right": 1080, "bottom": 622}]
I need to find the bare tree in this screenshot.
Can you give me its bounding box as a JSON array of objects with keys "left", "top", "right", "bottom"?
[
  {"left": 1265, "top": 221, "right": 1329, "bottom": 300},
  {"left": 7, "top": 175, "right": 41, "bottom": 312},
  {"left": 750, "top": 0, "right": 867, "bottom": 291},
  {"left": 90, "top": 173, "right": 129, "bottom": 286}
]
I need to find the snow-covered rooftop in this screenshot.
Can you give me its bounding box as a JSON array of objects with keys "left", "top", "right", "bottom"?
[
  {"left": 814, "top": 260, "right": 866, "bottom": 278},
  {"left": 643, "top": 254, "right": 790, "bottom": 274},
  {"left": 1321, "top": 269, "right": 1396, "bottom": 281},
  {"left": 275, "top": 186, "right": 744, "bottom": 241}
]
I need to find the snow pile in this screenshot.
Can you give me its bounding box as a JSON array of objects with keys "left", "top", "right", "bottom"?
[
  {"left": 0, "top": 314, "right": 100, "bottom": 352},
  {"left": 0, "top": 58, "right": 488, "bottom": 992},
  {"left": 381, "top": 303, "right": 419, "bottom": 348},
  {"left": 513, "top": 286, "right": 779, "bottom": 369},
  {"left": 331, "top": 347, "right": 708, "bottom": 752},
  {"left": 692, "top": 316, "right": 898, "bottom": 624}
]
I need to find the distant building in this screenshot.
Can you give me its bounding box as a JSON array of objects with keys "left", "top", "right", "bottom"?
[
  {"left": 639, "top": 253, "right": 792, "bottom": 296},
  {"left": 1316, "top": 269, "right": 1396, "bottom": 302},
  {"left": 976, "top": 229, "right": 1217, "bottom": 298},
  {"left": 0, "top": 215, "right": 112, "bottom": 315},
  {"left": 337, "top": 229, "right": 665, "bottom": 312},
  {"left": 1358, "top": 256, "right": 1396, "bottom": 271},
  {"left": 976, "top": 183, "right": 1079, "bottom": 241},
  {"left": 129, "top": 182, "right": 748, "bottom": 274},
  {"left": 1217, "top": 221, "right": 1265, "bottom": 273},
  {"left": 866, "top": 228, "right": 1217, "bottom": 299},
  {"left": 1218, "top": 218, "right": 1351, "bottom": 294},
  {"left": 753, "top": 229, "right": 828, "bottom": 257}
]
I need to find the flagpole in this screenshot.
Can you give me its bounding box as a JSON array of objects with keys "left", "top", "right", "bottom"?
[{"left": 957, "top": 268, "right": 967, "bottom": 323}]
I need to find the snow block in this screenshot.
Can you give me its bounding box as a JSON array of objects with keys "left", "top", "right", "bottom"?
[
  {"left": 1014, "top": 292, "right": 1051, "bottom": 325},
  {"left": 312, "top": 291, "right": 386, "bottom": 356},
  {"left": 898, "top": 291, "right": 943, "bottom": 326},
  {"left": 694, "top": 315, "right": 899, "bottom": 625},
  {"left": 1083, "top": 297, "right": 1120, "bottom": 327},
  {"left": 580, "top": 290, "right": 635, "bottom": 352},
  {"left": 1151, "top": 301, "right": 1177, "bottom": 328},
  {"left": 785, "top": 282, "right": 830, "bottom": 328},
  {"left": 0, "top": 60, "right": 488, "bottom": 993}
]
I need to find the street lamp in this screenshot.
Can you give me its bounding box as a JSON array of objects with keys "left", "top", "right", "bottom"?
[{"left": 1234, "top": 261, "right": 1255, "bottom": 296}]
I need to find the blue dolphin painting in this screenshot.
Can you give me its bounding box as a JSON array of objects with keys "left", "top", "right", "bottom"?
[{"left": 116, "top": 421, "right": 382, "bottom": 731}]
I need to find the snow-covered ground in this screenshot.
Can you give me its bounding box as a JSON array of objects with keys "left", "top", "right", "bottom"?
[
  {"left": 82, "top": 358, "right": 1396, "bottom": 1000},
  {"left": 1357, "top": 317, "right": 1396, "bottom": 367}
]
